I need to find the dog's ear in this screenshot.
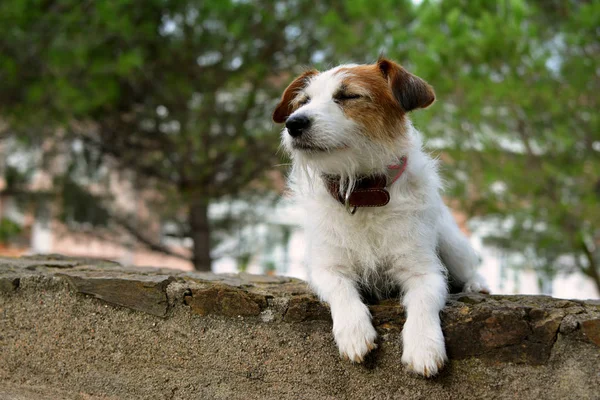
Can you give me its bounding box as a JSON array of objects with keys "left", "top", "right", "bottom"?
[
  {"left": 272, "top": 69, "right": 319, "bottom": 123},
  {"left": 377, "top": 57, "right": 435, "bottom": 112}
]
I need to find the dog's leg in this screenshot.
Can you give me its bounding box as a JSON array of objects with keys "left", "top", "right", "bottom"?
[
  {"left": 310, "top": 263, "right": 377, "bottom": 363},
  {"left": 437, "top": 204, "right": 490, "bottom": 294},
  {"left": 396, "top": 264, "right": 448, "bottom": 377}
]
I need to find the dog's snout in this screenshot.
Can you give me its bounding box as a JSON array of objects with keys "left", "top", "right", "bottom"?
[{"left": 286, "top": 115, "right": 311, "bottom": 138}]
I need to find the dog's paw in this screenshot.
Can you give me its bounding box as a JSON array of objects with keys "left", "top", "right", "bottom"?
[
  {"left": 401, "top": 322, "right": 447, "bottom": 377},
  {"left": 333, "top": 312, "right": 377, "bottom": 363},
  {"left": 462, "top": 274, "right": 491, "bottom": 294}
]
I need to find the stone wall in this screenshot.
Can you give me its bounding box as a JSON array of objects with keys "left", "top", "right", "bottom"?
[{"left": 1, "top": 255, "right": 599, "bottom": 400}]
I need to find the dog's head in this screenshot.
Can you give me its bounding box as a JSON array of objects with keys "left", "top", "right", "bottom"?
[{"left": 273, "top": 58, "right": 434, "bottom": 175}]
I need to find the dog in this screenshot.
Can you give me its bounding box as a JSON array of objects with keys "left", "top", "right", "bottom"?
[{"left": 272, "top": 57, "right": 490, "bottom": 377}]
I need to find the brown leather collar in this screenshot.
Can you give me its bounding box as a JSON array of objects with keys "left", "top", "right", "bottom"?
[{"left": 323, "top": 157, "right": 407, "bottom": 214}]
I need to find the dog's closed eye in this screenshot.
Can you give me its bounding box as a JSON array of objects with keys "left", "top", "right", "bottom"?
[{"left": 334, "top": 92, "right": 362, "bottom": 103}]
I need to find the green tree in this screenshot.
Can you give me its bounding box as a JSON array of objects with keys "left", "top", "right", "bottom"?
[{"left": 0, "top": 0, "right": 294, "bottom": 270}]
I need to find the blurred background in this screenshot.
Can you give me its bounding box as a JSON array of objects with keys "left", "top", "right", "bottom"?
[{"left": 0, "top": 0, "right": 598, "bottom": 299}]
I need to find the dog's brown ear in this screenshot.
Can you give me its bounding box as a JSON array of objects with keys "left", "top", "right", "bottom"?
[
  {"left": 377, "top": 57, "right": 435, "bottom": 112},
  {"left": 272, "top": 69, "right": 319, "bottom": 123}
]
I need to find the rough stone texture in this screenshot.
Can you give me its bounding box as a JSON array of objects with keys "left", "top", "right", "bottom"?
[
  {"left": 60, "top": 273, "right": 175, "bottom": 317},
  {"left": 184, "top": 284, "right": 267, "bottom": 317},
  {"left": 1, "top": 255, "right": 599, "bottom": 400},
  {"left": 581, "top": 319, "right": 600, "bottom": 347}
]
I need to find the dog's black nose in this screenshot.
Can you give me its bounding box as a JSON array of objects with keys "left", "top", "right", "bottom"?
[{"left": 286, "top": 115, "right": 311, "bottom": 138}]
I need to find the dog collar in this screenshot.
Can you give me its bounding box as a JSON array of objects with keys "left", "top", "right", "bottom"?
[{"left": 323, "top": 156, "right": 408, "bottom": 215}]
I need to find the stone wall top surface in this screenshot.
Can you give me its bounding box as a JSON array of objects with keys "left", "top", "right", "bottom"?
[{"left": 2, "top": 254, "right": 599, "bottom": 363}]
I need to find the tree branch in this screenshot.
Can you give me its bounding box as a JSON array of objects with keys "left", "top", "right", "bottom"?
[
  {"left": 77, "top": 133, "right": 177, "bottom": 183},
  {"left": 111, "top": 215, "right": 191, "bottom": 262},
  {"left": 580, "top": 238, "right": 600, "bottom": 296}
]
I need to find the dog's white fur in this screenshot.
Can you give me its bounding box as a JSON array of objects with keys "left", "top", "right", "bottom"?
[{"left": 277, "top": 63, "right": 489, "bottom": 377}]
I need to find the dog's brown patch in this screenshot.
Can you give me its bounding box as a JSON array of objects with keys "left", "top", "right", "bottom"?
[
  {"left": 335, "top": 64, "right": 406, "bottom": 141},
  {"left": 334, "top": 59, "right": 435, "bottom": 141},
  {"left": 272, "top": 69, "right": 319, "bottom": 123}
]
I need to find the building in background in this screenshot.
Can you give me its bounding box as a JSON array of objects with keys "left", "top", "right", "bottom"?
[{"left": 0, "top": 157, "right": 192, "bottom": 271}]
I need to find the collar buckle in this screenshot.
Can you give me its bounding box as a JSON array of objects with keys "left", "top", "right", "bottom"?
[{"left": 344, "top": 191, "right": 358, "bottom": 215}]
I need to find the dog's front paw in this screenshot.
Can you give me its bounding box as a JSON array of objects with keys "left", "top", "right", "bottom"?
[
  {"left": 463, "top": 274, "right": 491, "bottom": 294},
  {"left": 401, "top": 322, "right": 447, "bottom": 377},
  {"left": 333, "top": 310, "right": 377, "bottom": 363}
]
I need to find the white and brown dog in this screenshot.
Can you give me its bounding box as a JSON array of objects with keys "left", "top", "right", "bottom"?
[{"left": 273, "top": 58, "right": 489, "bottom": 377}]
